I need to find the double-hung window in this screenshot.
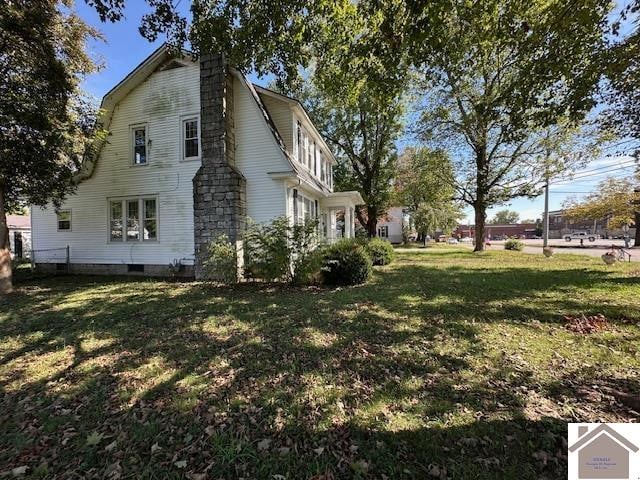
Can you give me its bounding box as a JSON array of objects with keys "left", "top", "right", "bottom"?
[
  {"left": 132, "top": 125, "right": 148, "bottom": 165},
  {"left": 182, "top": 117, "right": 200, "bottom": 160},
  {"left": 110, "top": 197, "right": 157, "bottom": 242},
  {"left": 378, "top": 226, "right": 389, "bottom": 238},
  {"left": 57, "top": 210, "right": 71, "bottom": 231}
]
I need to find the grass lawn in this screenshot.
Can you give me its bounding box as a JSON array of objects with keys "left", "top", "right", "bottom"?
[{"left": 1, "top": 248, "right": 640, "bottom": 479}]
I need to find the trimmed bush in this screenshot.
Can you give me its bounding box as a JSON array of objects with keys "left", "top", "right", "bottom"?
[
  {"left": 366, "top": 238, "right": 395, "bottom": 266},
  {"left": 504, "top": 239, "right": 524, "bottom": 251},
  {"left": 322, "top": 239, "right": 372, "bottom": 286}
]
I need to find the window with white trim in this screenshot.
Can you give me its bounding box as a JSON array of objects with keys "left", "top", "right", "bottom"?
[
  {"left": 110, "top": 197, "right": 157, "bottom": 242},
  {"left": 132, "top": 125, "right": 148, "bottom": 165},
  {"left": 294, "top": 190, "right": 317, "bottom": 225},
  {"left": 182, "top": 117, "right": 200, "bottom": 160},
  {"left": 57, "top": 210, "right": 71, "bottom": 231},
  {"left": 378, "top": 226, "right": 389, "bottom": 238}
]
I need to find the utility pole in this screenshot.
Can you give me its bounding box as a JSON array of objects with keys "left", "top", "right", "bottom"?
[{"left": 543, "top": 170, "right": 550, "bottom": 248}]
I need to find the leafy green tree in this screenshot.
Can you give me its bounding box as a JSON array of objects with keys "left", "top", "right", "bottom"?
[
  {"left": 394, "top": 147, "right": 460, "bottom": 242},
  {"left": 564, "top": 176, "right": 640, "bottom": 231},
  {"left": 294, "top": 3, "right": 411, "bottom": 237},
  {"left": 413, "top": 0, "right": 611, "bottom": 251},
  {"left": 305, "top": 83, "right": 406, "bottom": 237},
  {"left": 412, "top": 203, "right": 462, "bottom": 245},
  {"left": 0, "top": 1, "right": 100, "bottom": 294},
  {"left": 490, "top": 210, "right": 520, "bottom": 225},
  {"left": 602, "top": 1, "right": 640, "bottom": 152},
  {"left": 394, "top": 147, "right": 455, "bottom": 210}
]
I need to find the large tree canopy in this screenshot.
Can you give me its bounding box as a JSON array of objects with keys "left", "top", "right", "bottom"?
[
  {"left": 0, "top": 0, "right": 100, "bottom": 294},
  {"left": 413, "top": 0, "right": 611, "bottom": 251}
]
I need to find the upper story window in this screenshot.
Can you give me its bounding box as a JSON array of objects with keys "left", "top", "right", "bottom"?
[
  {"left": 182, "top": 117, "right": 200, "bottom": 160},
  {"left": 110, "top": 197, "right": 157, "bottom": 242},
  {"left": 57, "top": 210, "right": 71, "bottom": 231},
  {"left": 132, "top": 125, "right": 148, "bottom": 165}
]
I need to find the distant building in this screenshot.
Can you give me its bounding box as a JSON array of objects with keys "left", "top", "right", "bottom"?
[
  {"left": 376, "top": 207, "right": 407, "bottom": 243},
  {"left": 453, "top": 223, "right": 539, "bottom": 240},
  {"left": 8, "top": 215, "right": 31, "bottom": 259},
  {"left": 547, "top": 209, "right": 635, "bottom": 239}
]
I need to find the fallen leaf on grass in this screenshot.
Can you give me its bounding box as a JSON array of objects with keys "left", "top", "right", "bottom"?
[
  {"left": 174, "top": 460, "right": 187, "bottom": 469},
  {"left": 564, "top": 314, "right": 607, "bottom": 334},
  {"left": 257, "top": 438, "right": 272, "bottom": 451}
]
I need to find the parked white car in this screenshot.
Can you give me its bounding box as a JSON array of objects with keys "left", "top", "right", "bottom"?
[
  {"left": 447, "top": 238, "right": 459, "bottom": 244},
  {"left": 564, "top": 232, "right": 598, "bottom": 242}
]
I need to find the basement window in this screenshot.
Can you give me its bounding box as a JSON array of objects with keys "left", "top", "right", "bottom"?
[{"left": 127, "top": 264, "right": 144, "bottom": 273}]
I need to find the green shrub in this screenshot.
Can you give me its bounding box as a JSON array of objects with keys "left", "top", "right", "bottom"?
[
  {"left": 243, "top": 217, "right": 291, "bottom": 281},
  {"left": 292, "top": 246, "right": 325, "bottom": 286},
  {"left": 202, "top": 234, "right": 237, "bottom": 283},
  {"left": 504, "top": 239, "right": 524, "bottom": 251},
  {"left": 322, "top": 239, "right": 372, "bottom": 286},
  {"left": 366, "top": 238, "right": 395, "bottom": 265},
  {"left": 243, "top": 216, "right": 320, "bottom": 284}
]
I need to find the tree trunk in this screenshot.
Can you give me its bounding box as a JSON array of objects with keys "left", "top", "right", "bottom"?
[
  {"left": 366, "top": 206, "right": 377, "bottom": 237},
  {"left": 0, "top": 186, "right": 13, "bottom": 295},
  {"left": 473, "top": 203, "right": 487, "bottom": 252},
  {"left": 634, "top": 189, "right": 640, "bottom": 247}
]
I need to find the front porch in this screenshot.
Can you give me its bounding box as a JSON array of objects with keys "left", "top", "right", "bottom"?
[{"left": 320, "top": 191, "right": 364, "bottom": 242}]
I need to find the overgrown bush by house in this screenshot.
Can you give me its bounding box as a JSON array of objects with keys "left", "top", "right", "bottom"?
[
  {"left": 322, "top": 239, "right": 373, "bottom": 286},
  {"left": 243, "top": 217, "right": 291, "bottom": 281},
  {"left": 504, "top": 239, "right": 525, "bottom": 251},
  {"left": 202, "top": 234, "right": 237, "bottom": 283},
  {"left": 243, "top": 216, "right": 320, "bottom": 283},
  {"left": 366, "top": 238, "right": 395, "bottom": 265}
]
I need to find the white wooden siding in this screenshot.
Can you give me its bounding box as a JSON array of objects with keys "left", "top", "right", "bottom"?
[
  {"left": 259, "top": 95, "right": 293, "bottom": 153},
  {"left": 31, "top": 63, "right": 202, "bottom": 265},
  {"left": 234, "top": 77, "right": 289, "bottom": 223},
  {"left": 377, "top": 207, "right": 404, "bottom": 243},
  {"left": 31, "top": 63, "right": 312, "bottom": 266}
]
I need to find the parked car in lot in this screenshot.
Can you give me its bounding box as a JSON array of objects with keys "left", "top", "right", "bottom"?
[
  {"left": 564, "top": 232, "right": 598, "bottom": 242},
  {"left": 447, "top": 237, "right": 459, "bottom": 244},
  {"left": 459, "top": 237, "right": 473, "bottom": 243}
]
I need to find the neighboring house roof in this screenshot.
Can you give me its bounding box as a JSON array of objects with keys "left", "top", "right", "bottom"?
[
  {"left": 569, "top": 424, "right": 639, "bottom": 453},
  {"left": 7, "top": 215, "right": 30, "bottom": 230}
]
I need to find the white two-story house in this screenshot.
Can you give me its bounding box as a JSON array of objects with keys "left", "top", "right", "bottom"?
[{"left": 31, "top": 45, "right": 363, "bottom": 277}]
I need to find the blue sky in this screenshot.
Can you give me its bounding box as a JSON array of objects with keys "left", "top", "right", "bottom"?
[{"left": 76, "top": 1, "right": 636, "bottom": 224}]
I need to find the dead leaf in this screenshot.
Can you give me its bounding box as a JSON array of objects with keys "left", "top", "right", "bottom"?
[
  {"left": 151, "top": 443, "right": 161, "bottom": 454},
  {"left": 257, "top": 438, "right": 272, "bottom": 451},
  {"left": 174, "top": 460, "right": 187, "bottom": 469},
  {"left": 10, "top": 466, "right": 28, "bottom": 476},
  {"left": 313, "top": 446, "right": 325, "bottom": 455},
  {"left": 105, "top": 440, "right": 117, "bottom": 452}
]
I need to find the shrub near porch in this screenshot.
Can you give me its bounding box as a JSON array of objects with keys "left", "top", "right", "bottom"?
[{"left": 1, "top": 248, "right": 639, "bottom": 479}]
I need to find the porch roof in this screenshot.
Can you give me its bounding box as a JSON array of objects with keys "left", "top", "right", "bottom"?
[{"left": 321, "top": 191, "right": 364, "bottom": 208}]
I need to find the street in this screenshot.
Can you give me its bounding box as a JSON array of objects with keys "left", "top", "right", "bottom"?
[{"left": 484, "top": 238, "right": 639, "bottom": 262}]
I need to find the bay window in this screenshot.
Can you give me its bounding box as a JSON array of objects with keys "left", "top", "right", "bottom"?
[{"left": 110, "top": 197, "right": 157, "bottom": 242}]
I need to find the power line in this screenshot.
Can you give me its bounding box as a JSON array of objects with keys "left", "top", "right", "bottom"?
[{"left": 551, "top": 164, "right": 638, "bottom": 184}]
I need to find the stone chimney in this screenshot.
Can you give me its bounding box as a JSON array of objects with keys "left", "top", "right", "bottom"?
[{"left": 193, "top": 53, "right": 246, "bottom": 279}]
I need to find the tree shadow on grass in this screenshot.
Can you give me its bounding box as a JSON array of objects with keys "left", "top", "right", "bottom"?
[{"left": 0, "top": 256, "right": 638, "bottom": 478}]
